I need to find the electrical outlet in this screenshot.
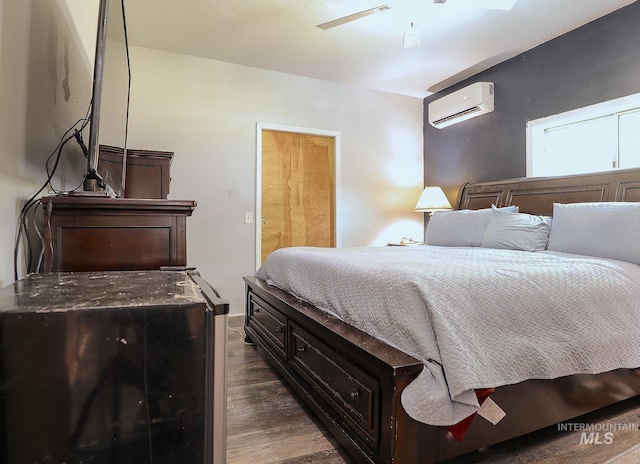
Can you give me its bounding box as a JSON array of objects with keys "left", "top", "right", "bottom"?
[{"left": 244, "top": 212, "right": 254, "bottom": 224}]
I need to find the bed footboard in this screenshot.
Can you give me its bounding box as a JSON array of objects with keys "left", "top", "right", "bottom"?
[{"left": 244, "top": 276, "right": 424, "bottom": 463}]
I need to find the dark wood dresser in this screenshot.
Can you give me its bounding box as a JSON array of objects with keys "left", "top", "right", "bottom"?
[
  {"left": 42, "top": 147, "right": 196, "bottom": 273},
  {"left": 124, "top": 149, "right": 173, "bottom": 199},
  {"left": 42, "top": 196, "right": 196, "bottom": 273},
  {"left": 99, "top": 146, "right": 174, "bottom": 200}
]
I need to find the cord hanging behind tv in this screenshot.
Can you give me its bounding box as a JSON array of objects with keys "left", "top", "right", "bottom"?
[{"left": 84, "top": 0, "right": 131, "bottom": 197}]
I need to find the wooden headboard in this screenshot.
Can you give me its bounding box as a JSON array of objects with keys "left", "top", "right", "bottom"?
[{"left": 456, "top": 167, "right": 640, "bottom": 216}]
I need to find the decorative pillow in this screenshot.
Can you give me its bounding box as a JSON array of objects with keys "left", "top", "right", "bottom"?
[
  {"left": 425, "top": 205, "right": 519, "bottom": 247},
  {"left": 546, "top": 202, "right": 640, "bottom": 265},
  {"left": 481, "top": 207, "right": 552, "bottom": 251}
]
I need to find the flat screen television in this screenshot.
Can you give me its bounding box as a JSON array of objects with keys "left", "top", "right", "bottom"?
[{"left": 84, "top": 0, "right": 131, "bottom": 197}]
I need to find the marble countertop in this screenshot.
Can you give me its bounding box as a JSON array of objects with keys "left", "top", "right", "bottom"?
[{"left": 0, "top": 271, "right": 208, "bottom": 313}]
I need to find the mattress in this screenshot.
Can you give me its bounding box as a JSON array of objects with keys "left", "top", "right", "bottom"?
[{"left": 256, "top": 246, "right": 640, "bottom": 426}]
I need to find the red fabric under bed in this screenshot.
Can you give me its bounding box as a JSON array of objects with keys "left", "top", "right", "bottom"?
[{"left": 447, "top": 388, "right": 495, "bottom": 442}]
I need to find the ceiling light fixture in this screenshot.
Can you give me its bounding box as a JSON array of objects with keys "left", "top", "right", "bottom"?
[{"left": 403, "top": 22, "right": 420, "bottom": 49}]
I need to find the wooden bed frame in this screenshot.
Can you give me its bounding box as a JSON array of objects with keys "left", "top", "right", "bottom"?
[{"left": 244, "top": 168, "right": 640, "bottom": 463}]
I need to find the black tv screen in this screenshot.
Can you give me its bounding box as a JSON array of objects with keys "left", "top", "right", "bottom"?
[{"left": 86, "top": 0, "right": 131, "bottom": 197}]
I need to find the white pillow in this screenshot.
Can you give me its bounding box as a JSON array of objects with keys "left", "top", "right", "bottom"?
[
  {"left": 481, "top": 207, "right": 552, "bottom": 251},
  {"left": 425, "top": 205, "right": 519, "bottom": 247},
  {"left": 546, "top": 202, "right": 640, "bottom": 265}
]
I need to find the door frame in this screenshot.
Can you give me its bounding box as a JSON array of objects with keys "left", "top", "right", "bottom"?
[{"left": 255, "top": 123, "right": 342, "bottom": 270}]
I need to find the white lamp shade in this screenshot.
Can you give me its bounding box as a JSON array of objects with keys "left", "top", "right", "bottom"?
[{"left": 414, "top": 186, "right": 452, "bottom": 212}]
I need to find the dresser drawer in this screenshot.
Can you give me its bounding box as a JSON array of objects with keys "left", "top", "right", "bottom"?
[
  {"left": 290, "top": 322, "right": 380, "bottom": 449},
  {"left": 247, "top": 293, "right": 287, "bottom": 359}
]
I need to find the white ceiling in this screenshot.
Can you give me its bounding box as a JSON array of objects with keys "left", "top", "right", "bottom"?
[{"left": 124, "top": 0, "right": 636, "bottom": 98}]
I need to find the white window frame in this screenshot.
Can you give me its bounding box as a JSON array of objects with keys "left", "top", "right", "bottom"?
[{"left": 526, "top": 92, "right": 640, "bottom": 177}]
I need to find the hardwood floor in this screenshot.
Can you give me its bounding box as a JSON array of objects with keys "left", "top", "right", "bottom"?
[
  {"left": 226, "top": 316, "right": 354, "bottom": 464},
  {"left": 226, "top": 315, "right": 640, "bottom": 464}
]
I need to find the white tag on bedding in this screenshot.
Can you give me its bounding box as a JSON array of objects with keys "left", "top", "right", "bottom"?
[{"left": 478, "top": 397, "right": 506, "bottom": 425}]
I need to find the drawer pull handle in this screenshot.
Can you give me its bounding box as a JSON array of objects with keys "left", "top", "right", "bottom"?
[
  {"left": 253, "top": 307, "right": 260, "bottom": 314},
  {"left": 275, "top": 326, "right": 283, "bottom": 334},
  {"left": 297, "top": 346, "right": 306, "bottom": 354},
  {"left": 349, "top": 389, "right": 360, "bottom": 400}
]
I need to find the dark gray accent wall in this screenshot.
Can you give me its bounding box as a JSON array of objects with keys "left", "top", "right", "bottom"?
[{"left": 423, "top": 1, "right": 640, "bottom": 203}]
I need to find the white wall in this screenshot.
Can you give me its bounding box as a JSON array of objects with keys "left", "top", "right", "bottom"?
[
  {"left": 0, "top": 0, "right": 95, "bottom": 285},
  {"left": 127, "top": 47, "right": 424, "bottom": 315},
  {"left": 0, "top": 0, "right": 35, "bottom": 286}
]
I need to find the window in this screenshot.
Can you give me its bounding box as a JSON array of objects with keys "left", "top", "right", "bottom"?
[{"left": 526, "top": 93, "right": 640, "bottom": 177}]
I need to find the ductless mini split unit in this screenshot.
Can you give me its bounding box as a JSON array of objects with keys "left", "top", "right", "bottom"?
[{"left": 428, "top": 82, "right": 495, "bottom": 129}]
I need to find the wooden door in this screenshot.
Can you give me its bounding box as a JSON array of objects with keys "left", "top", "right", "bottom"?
[{"left": 261, "top": 130, "right": 336, "bottom": 263}]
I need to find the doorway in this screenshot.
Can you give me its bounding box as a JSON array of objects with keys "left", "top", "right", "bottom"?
[{"left": 256, "top": 123, "right": 341, "bottom": 269}]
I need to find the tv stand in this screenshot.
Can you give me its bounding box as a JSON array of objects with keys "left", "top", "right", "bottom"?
[
  {"left": 82, "top": 172, "right": 104, "bottom": 193},
  {"left": 42, "top": 196, "right": 197, "bottom": 273}
]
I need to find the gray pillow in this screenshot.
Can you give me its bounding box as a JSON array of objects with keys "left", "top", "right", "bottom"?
[
  {"left": 546, "top": 202, "right": 640, "bottom": 265},
  {"left": 481, "top": 207, "right": 552, "bottom": 251},
  {"left": 425, "top": 205, "right": 519, "bottom": 247}
]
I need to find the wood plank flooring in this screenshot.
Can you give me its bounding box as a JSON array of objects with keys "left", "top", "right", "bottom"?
[
  {"left": 226, "top": 317, "right": 353, "bottom": 464},
  {"left": 226, "top": 315, "right": 640, "bottom": 464}
]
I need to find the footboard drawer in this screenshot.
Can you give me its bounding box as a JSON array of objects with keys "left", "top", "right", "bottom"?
[
  {"left": 247, "top": 293, "right": 287, "bottom": 360},
  {"left": 290, "top": 322, "right": 380, "bottom": 449}
]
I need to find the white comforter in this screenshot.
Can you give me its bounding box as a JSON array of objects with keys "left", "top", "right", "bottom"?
[{"left": 256, "top": 246, "right": 640, "bottom": 426}]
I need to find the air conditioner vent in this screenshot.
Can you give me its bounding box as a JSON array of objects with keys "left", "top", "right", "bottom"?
[
  {"left": 431, "top": 106, "right": 483, "bottom": 126},
  {"left": 428, "top": 82, "right": 494, "bottom": 129}
]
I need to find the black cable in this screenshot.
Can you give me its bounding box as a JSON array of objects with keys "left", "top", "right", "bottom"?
[
  {"left": 32, "top": 200, "right": 45, "bottom": 274},
  {"left": 74, "top": 129, "right": 90, "bottom": 160},
  {"left": 22, "top": 200, "right": 39, "bottom": 274},
  {"left": 46, "top": 118, "right": 91, "bottom": 195},
  {"left": 19, "top": 198, "right": 44, "bottom": 275},
  {"left": 14, "top": 108, "right": 91, "bottom": 280}
]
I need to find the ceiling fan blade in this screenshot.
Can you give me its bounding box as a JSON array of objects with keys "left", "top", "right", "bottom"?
[{"left": 316, "top": 5, "right": 391, "bottom": 30}]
